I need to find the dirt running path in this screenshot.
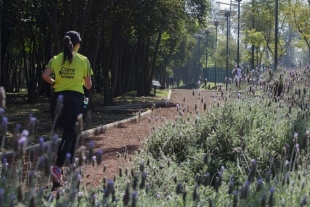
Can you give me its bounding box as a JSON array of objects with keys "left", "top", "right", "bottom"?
[{"left": 80, "top": 89, "right": 220, "bottom": 189}]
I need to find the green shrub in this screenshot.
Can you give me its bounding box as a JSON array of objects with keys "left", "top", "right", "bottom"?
[{"left": 1, "top": 68, "right": 310, "bottom": 206}]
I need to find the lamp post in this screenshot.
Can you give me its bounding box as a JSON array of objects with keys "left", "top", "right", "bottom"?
[
  {"left": 193, "top": 34, "right": 204, "bottom": 82},
  {"left": 209, "top": 21, "right": 225, "bottom": 86},
  {"left": 205, "top": 28, "right": 214, "bottom": 82},
  {"left": 219, "top": 10, "right": 237, "bottom": 91},
  {"left": 274, "top": 0, "right": 278, "bottom": 71},
  {"left": 235, "top": 0, "right": 242, "bottom": 68},
  {"left": 251, "top": 0, "right": 255, "bottom": 71},
  {"left": 216, "top": 1, "right": 239, "bottom": 36}
]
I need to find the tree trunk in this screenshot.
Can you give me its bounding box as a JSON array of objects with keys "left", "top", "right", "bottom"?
[
  {"left": 41, "top": 0, "right": 60, "bottom": 54},
  {"left": 136, "top": 38, "right": 145, "bottom": 96},
  {"left": 109, "top": 19, "right": 122, "bottom": 102},
  {"left": 148, "top": 32, "right": 162, "bottom": 92},
  {"left": 79, "top": 0, "right": 93, "bottom": 52}
]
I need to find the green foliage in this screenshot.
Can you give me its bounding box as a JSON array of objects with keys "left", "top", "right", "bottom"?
[
  {"left": 213, "top": 38, "right": 237, "bottom": 69},
  {"left": 240, "top": 0, "right": 290, "bottom": 65},
  {"left": 2, "top": 68, "right": 310, "bottom": 206}
]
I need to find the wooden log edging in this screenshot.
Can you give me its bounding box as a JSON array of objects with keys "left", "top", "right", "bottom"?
[
  {"left": 80, "top": 109, "right": 152, "bottom": 139},
  {"left": 0, "top": 109, "right": 152, "bottom": 158},
  {"left": 0, "top": 90, "right": 172, "bottom": 158}
]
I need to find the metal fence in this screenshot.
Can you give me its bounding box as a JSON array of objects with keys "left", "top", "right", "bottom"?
[{"left": 202, "top": 67, "right": 233, "bottom": 84}]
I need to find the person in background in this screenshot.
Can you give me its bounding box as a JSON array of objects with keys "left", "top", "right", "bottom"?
[
  {"left": 197, "top": 79, "right": 201, "bottom": 88},
  {"left": 42, "top": 31, "right": 93, "bottom": 186},
  {"left": 169, "top": 76, "right": 174, "bottom": 88},
  {"left": 236, "top": 65, "right": 242, "bottom": 81}
]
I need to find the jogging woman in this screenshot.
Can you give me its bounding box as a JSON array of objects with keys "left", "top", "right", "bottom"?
[{"left": 42, "top": 31, "right": 93, "bottom": 185}]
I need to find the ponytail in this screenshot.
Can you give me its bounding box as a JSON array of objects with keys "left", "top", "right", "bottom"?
[{"left": 62, "top": 36, "right": 74, "bottom": 65}]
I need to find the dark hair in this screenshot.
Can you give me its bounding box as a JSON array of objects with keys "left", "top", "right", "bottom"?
[
  {"left": 63, "top": 36, "right": 74, "bottom": 65},
  {"left": 62, "top": 31, "right": 81, "bottom": 65}
]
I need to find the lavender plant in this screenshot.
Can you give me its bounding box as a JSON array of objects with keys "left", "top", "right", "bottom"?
[{"left": 1, "top": 66, "right": 310, "bottom": 206}]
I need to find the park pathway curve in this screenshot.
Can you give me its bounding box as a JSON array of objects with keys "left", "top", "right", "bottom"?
[{"left": 79, "top": 89, "right": 220, "bottom": 189}]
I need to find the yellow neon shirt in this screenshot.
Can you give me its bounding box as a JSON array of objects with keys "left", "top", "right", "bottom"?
[{"left": 46, "top": 52, "right": 93, "bottom": 94}]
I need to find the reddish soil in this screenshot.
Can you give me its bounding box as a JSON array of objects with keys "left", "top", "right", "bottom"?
[{"left": 79, "top": 89, "right": 218, "bottom": 189}]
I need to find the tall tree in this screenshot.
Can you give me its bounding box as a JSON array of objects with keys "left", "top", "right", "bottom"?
[
  {"left": 285, "top": 0, "right": 310, "bottom": 56},
  {"left": 241, "top": 0, "right": 291, "bottom": 67}
]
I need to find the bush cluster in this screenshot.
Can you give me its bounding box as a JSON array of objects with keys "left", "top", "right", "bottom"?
[{"left": 1, "top": 68, "right": 310, "bottom": 206}]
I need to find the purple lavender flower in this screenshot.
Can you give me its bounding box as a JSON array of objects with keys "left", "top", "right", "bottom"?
[
  {"left": 233, "top": 191, "right": 238, "bottom": 207},
  {"left": 123, "top": 184, "right": 130, "bottom": 206},
  {"left": 268, "top": 187, "right": 275, "bottom": 207},
  {"left": 220, "top": 166, "right": 225, "bottom": 173},
  {"left": 54, "top": 95, "right": 64, "bottom": 117},
  {"left": 132, "top": 175, "right": 138, "bottom": 190},
  {"left": 265, "top": 170, "right": 271, "bottom": 184},
  {"left": 104, "top": 179, "right": 115, "bottom": 198},
  {"left": 18, "top": 136, "right": 27, "bottom": 146},
  {"left": 244, "top": 181, "right": 250, "bottom": 199},
  {"left": 50, "top": 134, "right": 59, "bottom": 153},
  {"left": 37, "top": 156, "right": 45, "bottom": 172},
  {"left": 301, "top": 181, "right": 305, "bottom": 191},
  {"left": 203, "top": 172, "right": 210, "bottom": 186},
  {"left": 192, "top": 184, "right": 199, "bottom": 201},
  {"left": 139, "top": 172, "right": 148, "bottom": 189},
  {"left": 218, "top": 171, "right": 223, "bottom": 186},
  {"left": 96, "top": 149, "right": 103, "bottom": 165},
  {"left": 228, "top": 181, "right": 234, "bottom": 194},
  {"left": 247, "top": 168, "right": 256, "bottom": 183},
  {"left": 0, "top": 87, "right": 6, "bottom": 108},
  {"left": 208, "top": 198, "right": 213, "bottom": 207},
  {"left": 285, "top": 144, "right": 290, "bottom": 155},
  {"left": 139, "top": 161, "right": 145, "bottom": 172},
  {"left": 251, "top": 159, "right": 257, "bottom": 168},
  {"left": 176, "top": 183, "right": 183, "bottom": 194},
  {"left": 10, "top": 194, "right": 16, "bottom": 207},
  {"left": 0, "top": 188, "right": 4, "bottom": 206},
  {"left": 256, "top": 179, "right": 263, "bottom": 192},
  {"left": 266, "top": 152, "right": 272, "bottom": 159},
  {"left": 285, "top": 160, "right": 291, "bottom": 171},
  {"left": 39, "top": 137, "right": 44, "bottom": 147},
  {"left": 88, "top": 141, "right": 94, "bottom": 162},
  {"left": 65, "top": 153, "right": 71, "bottom": 167},
  {"left": 17, "top": 136, "right": 27, "bottom": 157},
  {"left": 1, "top": 116, "right": 8, "bottom": 135},
  {"left": 214, "top": 177, "right": 220, "bottom": 193},
  {"left": 261, "top": 193, "right": 267, "bottom": 207},
  {"left": 131, "top": 191, "right": 138, "bottom": 207},
  {"left": 240, "top": 180, "right": 250, "bottom": 199},
  {"left": 1, "top": 157, "right": 7, "bottom": 173},
  {"left": 28, "top": 115, "right": 37, "bottom": 136},
  {"left": 300, "top": 195, "right": 307, "bottom": 206},
  {"left": 285, "top": 173, "right": 290, "bottom": 185},
  {"left": 203, "top": 154, "right": 209, "bottom": 165},
  {"left": 70, "top": 189, "right": 77, "bottom": 202},
  {"left": 0, "top": 108, "right": 4, "bottom": 120},
  {"left": 28, "top": 170, "right": 35, "bottom": 187}
]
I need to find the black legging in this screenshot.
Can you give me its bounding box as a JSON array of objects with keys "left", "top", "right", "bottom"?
[{"left": 51, "top": 90, "right": 84, "bottom": 167}]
